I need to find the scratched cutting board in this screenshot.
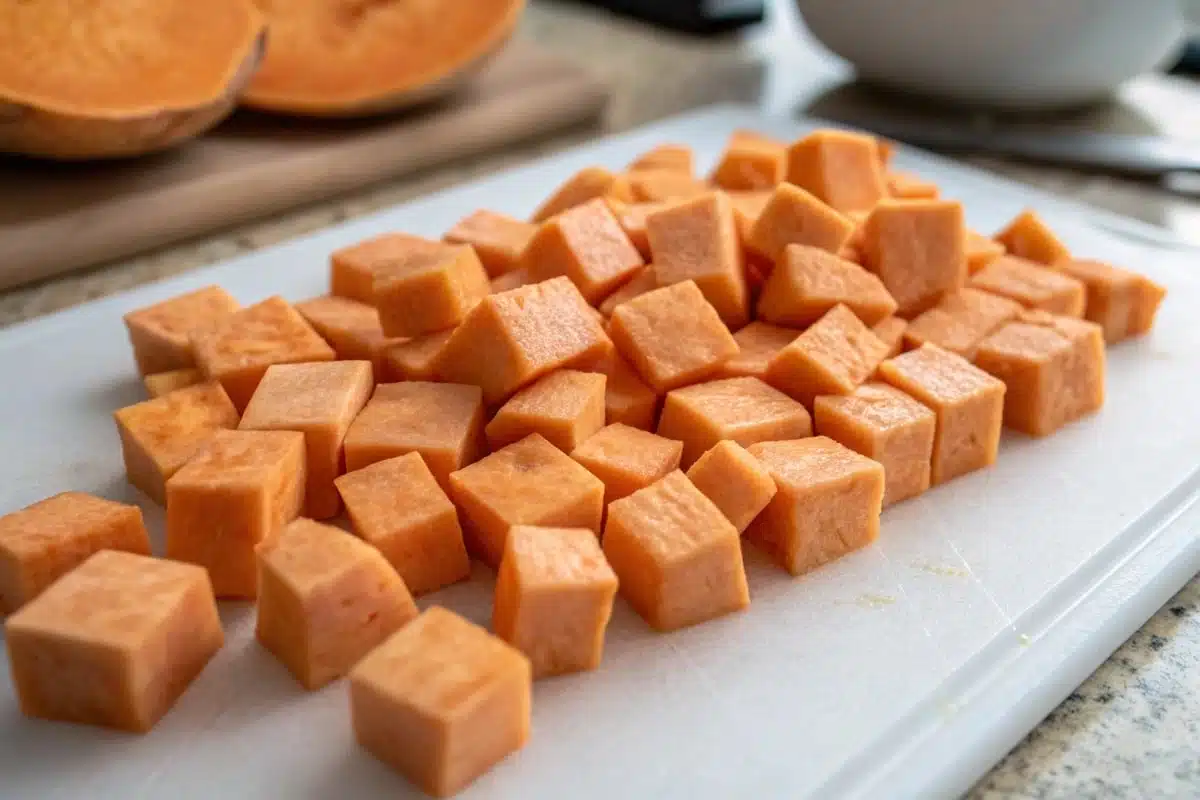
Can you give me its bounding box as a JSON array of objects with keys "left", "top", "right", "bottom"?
[{"left": 0, "top": 42, "right": 608, "bottom": 291}]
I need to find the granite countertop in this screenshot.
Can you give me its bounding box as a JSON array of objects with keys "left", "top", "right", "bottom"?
[{"left": 2, "top": 1, "right": 1197, "bottom": 796}]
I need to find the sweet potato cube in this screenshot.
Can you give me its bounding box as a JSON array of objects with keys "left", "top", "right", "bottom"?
[
  {"left": 0, "top": 493, "right": 150, "bottom": 615},
  {"left": 685, "top": 441, "right": 777, "bottom": 532},
  {"left": 886, "top": 171, "right": 939, "bottom": 199},
  {"left": 717, "top": 322, "right": 800, "bottom": 381},
  {"left": 350, "top": 606, "right": 531, "bottom": 797},
  {"left": 609, "top": 280, "right": 739, "bottom": 394},
  {"left": 4, "top": 551, "right": 222, "bottom": 732},
  {"left": 123, "top": 286, "right": 239, "bottom": 375},
  {"left": 878, "top": 344, "right": 1005, "bottom": 484},
  {"left": 609, "top": 200, "right": 666, "bottom": 259},
  {"left": 190, "top": 296, "right": 336, "bottom": 412},
  {"left": 974, "top": 313, "right": 1105, "bottom": 437},
  {"left": 599, "top": 265, "right": 657, "bottom": 316},
  {"left": 872, "top": 316, "right": 907, "bottom": 359},
  {"left": 114, "top": 381, "right": 240, "bottom": 504},
  {"left": 434, "top": 277, "right": 613, "bottom": 405},
  {"left": 903, "top": 287, "right": 1023, "bottom": 358},
  {"left": 381, "top": 329, "right": 454, "bottom": 382},
  {"left": 727, "top": 189, "right": 773, "bottom": 245},
  {"left": 449, "top": 434, "right": 604, "bottom": 568},
  {"left": 994, "top": 209, "right": 1070, "bottom": 265},
  {"left": 629, "top": 144, "right": 694, "bottom": 174},
  {"left": 747, "top": 183, "right": 856, "bottom": 263},
  {"left": 967, "top": 229, "right": 1006, "bottom": 274},
  {"left": 490, "top": 267, "right": 532, "bottom": 294},
  {"left": 603, "top": 470, "right": 749, "bottom": 631},
  {"left": 343, "top": 381, "right": 485, "bottom": 491},
  {"left": 336, "top": 454, "right": 470, "bottom": 596},
  {"left": 647, "top": 192, "right": 749, "bottom": 328},
  {"left": 522, "top": 199, "right": 645, "bottom": 304},
  {"left": 374, "top": 245, "right": 490, "bottom": 338},
  {"left": 598, "top": 352, "right": 659, "bottom": 430},
  {"left": 493, "top": 526, "right": 618, "bottom": 677},
  {"left": 757, "top": 244, "right": 897, "bottom": 328},
  {"left": 570, "top": 423, "right": 683, "bottom": 503},
  {"left": 256, "top": 518, "right": 418, "bottom": 690},
  {"left": 746, "top": 437, "right": 884, "bottom": 575},
  {"left": 444, "top": 210, "right": 535, "bottom": 278},
  {"left": 331, "top": 233, "right": 448, "bottom": 304},
  {"left": 239, "top": 361, "right": 373, "bottom": 519},
  {"left": 627, "top": 170, "right": 708, "bottom": 203},
  {"left": 144, "top": 368, "right": 202, "bottom": 398},
  {"left": 1053, "top": 259, "right": 1165, "bottom": 343},
  {"left": 658, "top": 376, "right": 812, "bottom": 467},
  {"left": 969, "top": 255, "right": 1085, "bottom": 317},
  {"left": 786, "top": 130, "right": 887, "bottom": 213},
  {"left": 765, "top": 304, "right": 888, "bottom": 407},
  {"left": 165, "top": 429, "right": 306, "bottom": 599},
  {"left": 295, "top": 295, "right": 400, "bottom": 377},
  {"left": 486, "top": 370, "right": 607, "bottom": 453},
  {"left": 814, "top": 382, "right": 935, "bottom": 506},
  {"left": 711, "top": 136, "right": 786, "bottom": 191},
  {"left": 861, "top": 199, "right": 967, "bottom": 317},
  {"left": 533, "top": 166, "right": 632, "bottom": 222}
]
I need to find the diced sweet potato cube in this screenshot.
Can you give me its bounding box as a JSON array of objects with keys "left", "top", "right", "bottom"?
[
  {"left": 609, "top": 280, "right": 739, "bottom": 394},
  {"left": 493, "top": 526, "right": 618, "bottom": 677},
  {"left": 747, "top": 183, "right": 856, "bottom": 263},
  {"left": 1053, "top": 259, "right": 1165, "bottom": 343},
  {"left": 1129, "top": 278, "right": 1167, "bottom": 336},
  {"left": 0, "top": 493, "right": 150, "bottom": 615},
  {"left": 903, "top": 287, "right": 1023, "bottom": 358},
  {"left": 871, "top": 316, "right": 907, "bottom": 359},
  {"left": 861, "top": 199, "right": 967, "bottom": 317},
  {"left": 647, "top": 192, "right": 749, "bottom": 328},
  {"left": 239, "top": 361, "right": 373, "bottom": 519},
  {"left": 350, "top": 606, "right": 531, "bottom": 797},
  {"left": 599, "top": 265, "right": 657, "bottom": 316},
  {"left": 331, "top": 233, "right": 448, "bottom": 303},
  {"left": 608, "top": 200, "right": 666, "bottom": 259},
  {"left": 449, "top": 434, "right": 604, "bottom": 568},
  {"left": 757, "top": 244, "right": 897, "bottom": 328},
  {"left": 444, "top": 210, "right": 535, "bottom": 278},
  {"left": 711, "top": 136, "right": 786, "bottom": 191},
  {"left": 295, "top": 295, "right": 401, "bottom": 378},
  {"left": 374, "top": 245, "right": 490, "bottom": 338},
  {"left": 766, "top": 304, "right": 888, "bottom": 407},
  {"left": 966, "top": 229, "right": 1006, "bottom": 274},
  {"left": 685, "top": 441, "right": 777, "bottom": 532},
  {"left": 533, "top": 167, "right": 633, "bottom": 223},
  {"left": 256, "top": 518, "right": 418, "bottom": 690},
  {"left": 629, "top": 144, "right": 694, "bottom": 174},
  {"left": 658, "top": 376, "right": 812, "bottom": 467},
  {"left": 5, "top": 551, "right": 222, "bottom": 732},
  {"left": 874, "top": 137, "right": 896, "bottom": 168},
  {"left": 886, "top": 171, "right": 939, "bottom": 199},
  {"left": 717, "top": 322, "right": 800, "bottom": 381},
  {"left": 974, "top": 313, "right": 1105, "bottom": 437},
  {"left": 381, "top": 329, "right": 454, "bottom": 382},
  {"left": 994, "top": 209, "right": 1070, "bottom": 265},
  {"left": 878, "top": 344, "right": 1005, "bottom": 484},
  {"left": 603, "top": 470, "right": 748, "bottom": 631},
  {"left": 114, "top": 381, "right": 240, "bottom": 504},
  {"left": 597, "top": 351, "right": 659, "bottom": 430},
  {"left": 190, "top": 296, "right": 336, "bottom": 412},
  {"left": 489, "top": 266, "right": 532, "bottom": 294},
  {"left": 123, "top": 286, "right": 240, "bottom": 375},
  {"left": 521, "top": 199, "right": 645, "bottom": 304},
  {"left": 166, "top": 429, "right": 306, "bottom": 599},
  {"left": 434, "top": 277, "right": 613, "bottom": 405},
  {"left": 814, "top": 382, "right": 935, "bottom": 506},
  {"left": 144, "top": 368, "right": 202, "bottom": 398},
  {"left": 627, "top": 170, "right": 709, "bottom": 203},
  {"left": 746, "top": 437, "right": 884, "bottom": 575},
  {"left": 486, "top": 370, "right": 607, "bottom": 453},
  {"left": 786, "top": 130, "right": 887, "bottom": 213},
  {"left": 969, "top": 255, "right": 1085, "bottom": 317},
  {"left": 570, "top": 423, "right": 682, "bottom": 503}
]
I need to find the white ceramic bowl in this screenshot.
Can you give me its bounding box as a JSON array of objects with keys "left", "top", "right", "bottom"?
[{"left": 795, "top": 0, "right": 1188, "bottom": 110}]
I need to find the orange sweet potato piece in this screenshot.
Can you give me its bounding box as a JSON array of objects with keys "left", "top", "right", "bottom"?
[
  {"left": 599, "top": 265, "right": 657, "bottom": 316},
  {"left": 597, "top": 351, "right": 659, "bottom": 430},
  {"left": 375, "top": 245, "right": 491, "bottom": 338},
  {"left": 685, "top": 440, "right": 777, "bottom": 533},
  {"left": 994, "top": 209, "right": 1070, "bottom": 265},
  {"left": 747, "top": 183, "right": 856, "bottom": 264},
  {"left": 608, "top": 200, "right": 666, "bottom": 259},
  {"left": 886, "top": 171, "right": 939, "bottom": 199},
  {"left": 966, "top": 229, "right": 1006, "bottom": 274},
  {"left": 381, "top": 329, "right": 455, "bottom": 382},
  {"left": 711, "top": 135, "right": 786, "bottom": 191},
  {"left": 143, "top": 368, "right": 203, "bottom": 398},
  {"left": 533, "top": 167, "right": 634, "bottom": 223},
  {"left": 717, "top": 321, "right": 800, "bottom": 381},
  {"left": 766, "top": 304, "right": 889, "bottom": 407},
  {"left": 627, "top": 170, "right": 709, "bottom": 203},
  {"left": 757, "top": 244, "right": 897, "bottom": 328},
  {"left": 123, "top": 286, "right": 240, "bottom": 376},
  {"left": 1053, "top": 259, "right": 1165, "bottom": 342},
  {"left": 787, "top": 130, "right": 887, "bottom": 213},
  {"left": 861, "top": 199, "right": 967, "bottom": 317},
  {"left": 903, "top": 287, "right": 1023, "bottom": 358},
  {"left": 444, "top": 210, "right": 535, "bottom": 278},
  {"left": 570, "top": 423, "right": 682, "bottom": 503},
  {"left": 871, "top": 316, "right": 908, "bottom": 359},
  {"left": 295, "top": 295, "right": 402, "bottom": 378},
  {"left": 486, "top": 369, "right": 607, "bottom": 453},
  {"left": 969, "top": 255, "right": 1086, "bottom": 317},
  {"left": 522, "top": 198, "right": 645, "bottom": 304},
  {"left": 331, "top": 233, "right": 448, "bottom": 304},
  {"left": 628, "top": 144, "right": 694, "bottom": 175}
]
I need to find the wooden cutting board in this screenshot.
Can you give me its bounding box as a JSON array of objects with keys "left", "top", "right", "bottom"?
[{"left": 0, "top": 43, "right": 609, "bottom": 292}]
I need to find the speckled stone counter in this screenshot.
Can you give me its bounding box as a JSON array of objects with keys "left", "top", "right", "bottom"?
[{"left": 1, "top": 2, "right": 1197, "bottom": 796}]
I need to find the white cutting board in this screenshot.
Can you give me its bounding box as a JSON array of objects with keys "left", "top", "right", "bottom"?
[{"left": 0, "top": 106, "right": 1197, "bottom": 800}]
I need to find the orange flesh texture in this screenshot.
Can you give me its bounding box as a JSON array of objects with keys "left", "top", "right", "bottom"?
[
  {"left": 5, "top": 550, "right": 223, "bottom": 733},
  {"left": 295, "top": 294, "right": 402, "bottom": 376},
  {"left": 123, "top": 286, "right": 240, "bottom": 376},
  {"left": 493, "top": 526, "right": 618, "bottom": 678},
  {"left": 756, "top": 244, "right": 897, "bottom": 328},
  {"left": 489, "top": 267, "right": 533, "bottom": 294},
  {"left": 609, "top": 200, "right": 668, "bottom": 259},
  {"left": 747, "top": 183, "right": 856, "bottom": 264},
  {"left": 717, "top": 321, "right": 800, "bottom": 381},
  {"left": 0, "top": 492, "right": 150, "bottom": 615},
  {"left": 331, "top": 233, "right": 449, "bottom": 304},
  {"left": 765, "top": 304, "right": 889, "bottom": 408},
  {"left": 533, "top": 167, "right": 631, "bottom": 223},
  {"left": 814, "top": 382, "right": 936, "bottom": 506},
  {"left": 165, "top": 429, "right": 306, "bottom": 599},
  {"left": 599, "top": 265, "right": 658, "bottom": 316},
  {"left": 448, "top": 434, "right": 604, "bottom": 569},
  {"left": 726, "top": 190, "right": 774, "bottom": 262},
  {"left": 627, "top": 170, "right": 709, "bottom": 203},
  {"left": 877, "top": 344, "right": 1006, "bottom": 484},
  {"left": 375, "top": 245, "right": 491, "bottom": 338},
  {"left": 244, "top": 0, "right": 524, "bottom": 113},
  {"left": 657, "top": 376, "right": 813, "bottom": 468},
  {"left": 786, "top": 130, "right": 887, "bottom": 213},
  {"left": 861, "top": 198, "right": 968, "bottom": 318},
  {"left": 113, "top": 381, "right": 240, "bottom": 505},
  {"left": 239, "top": 361, "right": 374, "bottom": 519},
  {"left": 382, "top": 329, "right": 455, "bottom": 381},
  {"left": 711, "top": 136, "right": 786, "bottom": 191},
  {"left": 966, "top": 230, "right": 1006, "bottom": 274},
  {"left": 647, "top": 192, "right": 749, "bottom": 328},
  {"left": 0, "top": 0, "right": 263, "bottom": 116},
  {"left": 596, "top": 351, "right": 660, "bottom": 430},
  {"left": 609, "top": 280, "right": 739, "bottom": 394},
  {"left": 886, "top": 171, "right": 939, "bottom": 199},
  {"left": 486, "top": 370, "right": 607, "bottom": 453},
  {"left": 349, "top": 606, "right": 531, "bottom": 797},
  {"left": 685, "top": 440, "right": 777, "bottom": 533},
  {"left": 255, "top": 518, "right": 418, "bottom": 691},
  {"left": 444, "top": 209, "right": 535, "bottom": 278},
  {"left": 342, "top": 381, "right": 485, "bottom": 491},
  {"left": 521, "top": 199, "right": 645, "bottom": 304},
  {"left": 871, "top": 316, "right": 908, "bottom": 359},
  {"left": 628, "top": 144, "right": 695, "bottom": 174},
  {"left": 902, "top": 288, "right": 1023, "bottom": 358},
  {"left": 1053, "top": 258, "right": 1165, "bottom": 343},
  {"left": 994, "top": 209, "right": 1071, "bottom": 265},
  {"left": 570, "top": 423, "right": 683, "bottom": 504},
  {"left": 144, "top": 368, "right": 203, "bottom": 398},
  {"left": 969, "top": 255, "right": 1086, "bottom": 317},
  {"left": 746, "top": 437, "right": 884, "bottom": 576}
]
